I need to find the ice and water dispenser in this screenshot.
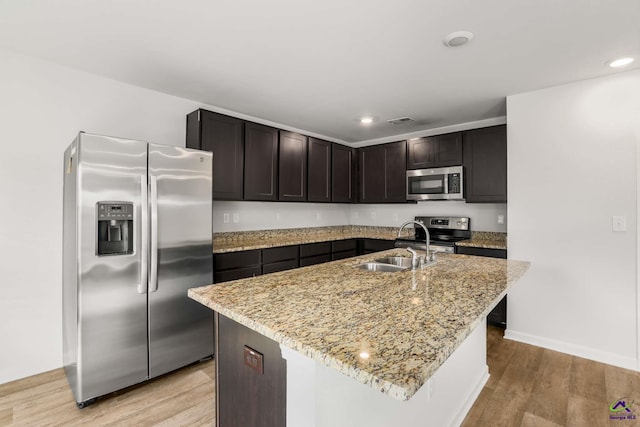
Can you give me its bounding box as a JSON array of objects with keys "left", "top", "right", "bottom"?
[{"left": 97, "top": 202, "right": 134, "bottom": 255}]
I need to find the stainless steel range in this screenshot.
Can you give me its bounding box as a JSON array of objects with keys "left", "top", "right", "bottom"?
[{"left": 396, "top": 216, "right": 471, "bottom": 254}]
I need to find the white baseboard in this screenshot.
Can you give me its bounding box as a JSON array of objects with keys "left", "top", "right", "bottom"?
[
  {"left": 450, "top": 367, "right": 490, "bottom": 427},
  {"left": 505, "top": 329, "right": 639, "bottom": 372}
]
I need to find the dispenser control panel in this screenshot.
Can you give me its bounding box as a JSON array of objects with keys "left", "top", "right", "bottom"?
[
  {"left": 98, "top": 203, "right": 134, "bottom": 220},
  {"left": 96, "top": 202, "right": 134, "bottom": 256}
]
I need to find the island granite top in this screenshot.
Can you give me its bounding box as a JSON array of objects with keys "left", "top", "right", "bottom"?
[{"left": 189, "top": 249, "right": 529, "bottom": 401}]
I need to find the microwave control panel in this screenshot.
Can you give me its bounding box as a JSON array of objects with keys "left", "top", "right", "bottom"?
[{"left": 448, "top": 173, "right": 461, "bottom": 194}]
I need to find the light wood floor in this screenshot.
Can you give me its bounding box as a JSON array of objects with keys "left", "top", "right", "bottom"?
[
  {"left": 462, "top": 327, "right": 640, "bottom": 427},
  {"left": 0, "top": 361, "right": 215, "bottom": 426},
  {"left": 1, "top": 327, "right": 639, "bottom": 426}
]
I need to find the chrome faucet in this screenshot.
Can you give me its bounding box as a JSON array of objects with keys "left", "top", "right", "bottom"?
[{"left": 396, "top": 220, "right": 435, "bottom": 269}]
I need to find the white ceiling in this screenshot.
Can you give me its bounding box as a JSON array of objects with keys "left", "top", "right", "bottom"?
[{"left": 0, "top": 0, "right": 638, "bottom": 144}]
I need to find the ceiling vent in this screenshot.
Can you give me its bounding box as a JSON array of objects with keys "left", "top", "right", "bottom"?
[{"left": 387, "top": 117, "right": 415, "bottom": 125}]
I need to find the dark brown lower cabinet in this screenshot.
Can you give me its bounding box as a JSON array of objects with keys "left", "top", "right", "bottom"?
[
  {"left": 262, "top": 245, "right": 299, "bottom": 274},
  {"left": 331, "top": 238, "right": 358, "bottom": 260},
  {"left": 456, "top": 245, "right": 508, "bottom": 327},
  {"left": 216, "top": 313, "right": 286, "bottom": 427},
  {"left": 361, "top": 238, "right": 396, "bottom": 254},
  {"left": 299, "top": 242, "right": 332, "bottom": 267},
  {"left": 214, "top": 250, "right": 261, "bottom": 283}
]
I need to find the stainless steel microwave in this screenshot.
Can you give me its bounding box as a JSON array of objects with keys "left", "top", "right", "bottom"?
[{"left": 406, "top": 166, "right": 464, "bottom": 201}]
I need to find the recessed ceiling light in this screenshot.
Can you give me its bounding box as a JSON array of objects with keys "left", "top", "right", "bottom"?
[
  {"left": 360, "top": 117, "right": 374, "bottom": 125},
  {"left": 608, "top": 57, "right": 634, "bottom": 68},
  {"left": 443, "top": 31, "right": 474, "bottom": 48}
]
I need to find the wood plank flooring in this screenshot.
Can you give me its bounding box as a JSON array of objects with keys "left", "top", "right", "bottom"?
[
  {"left": 1, "top": 326, "right": 639, "bottom": 426},
  {"left": 461, "top": 326, "right": 640, "bottom": 427},
  {"left": 0, "top": 361, "right": 215, "bottom": 426}
]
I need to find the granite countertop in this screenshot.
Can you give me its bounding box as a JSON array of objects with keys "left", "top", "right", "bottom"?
[
  {"left": 189, "top": 249, "right": 529, "bottom": 401},
  {"left": 213, "top": 225, "right": 405, "bottom": 254},
  {"left": 455, "top": 231, "right": 508, "bottom": 250},
  {"left": 213, "top": 226, "right": 508, "bottom": 253}
]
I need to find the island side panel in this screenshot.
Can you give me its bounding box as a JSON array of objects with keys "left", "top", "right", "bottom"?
[{"left": 215, "top": 312, "right": 287, "bottom": 427}]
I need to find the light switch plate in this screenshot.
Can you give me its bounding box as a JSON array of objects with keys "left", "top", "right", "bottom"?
[
  {"left": 233, "top": 213, "right": 239, "bottom": 223},
  {"left": 223, "top": 213, "right": 229, "bottom": 223},
  {"left": 612, "top": 216, "right": 626, "bottom": 232}
]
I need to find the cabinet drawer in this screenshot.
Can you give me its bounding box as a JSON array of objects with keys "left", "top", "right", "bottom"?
[
  {"left": 300, "top": 254, "right": 331, "bottom": 267},
  {"left": 331, "top": 239, "right": 357, "bottom": 253},
  {"left": 214, "top": 250, "right": 261, "bottom": 271},
  {"left": 262, "top": 259, "right": 299, "bottom": 275},
  {"left": 262, "top": 245, "right": 298, "bottom": 264},
  {"left": 214, "top": 266, "right": 262, "bottom": 283},
  {"left": 362, "top": 239, "right": 395, "bottom": 252},
  {"left": 332, "top": 250, "right": 357, "bottom": 261},
  {"left": 455, "top": 246, "right": 507, "bottom": 259},
  {"left": 299, "top": 242, "right": 331, "bottom": 258}
]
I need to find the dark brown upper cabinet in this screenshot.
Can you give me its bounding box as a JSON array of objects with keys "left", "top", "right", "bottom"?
[
  {"left": 186, "top": 109, "right": 244, "bottom": 200},
  {"left": 307, "top": 137, "right": 331, "bottom": 202},
  {"left": 278, "top": 131, "right": 307, "bottom": 201},
  {"left": 244, "top": 123, "right": 279, "bottom": 201},
  {"left": 407, "top": 132, "right": 462, "bottom": 169},
  {"left": 463, "top": 125, "right": 507, "bottom": 203},
  {"left": 358, "top": 140, "right": 406, "bottom": 203},
  {"left": 332, "top": 143, "right": 356, "bottom": 203}
]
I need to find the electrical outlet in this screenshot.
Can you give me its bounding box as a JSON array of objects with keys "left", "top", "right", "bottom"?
[
  {"left": 276, "top": 212, "right": 281, "bottom": 221},
  {"left": 353, "top": 212, "right": 359, "bottom": 219},
  {"left": 370, "top": 212, "right": 376, "bottom": 219},
  {"left": 612, "top": 216, "right": 626, "bottom": 232},
  {"left": 497, "top": 215, "right": 504, "bottom": 225},
  {"left": 233, "top": 213, "right": 239, "bottom": 223},
  {"left": 393, "top": 213, "right": 398, "bottom": 222},
  {"left": 316, "top": 212, "right": 321, "bottom": 221},
  {"left": 223, "top": 213, "right": 229, "bottom": 223}
]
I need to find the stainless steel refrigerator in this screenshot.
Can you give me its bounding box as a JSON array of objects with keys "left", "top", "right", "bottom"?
[{"left": 62, "top": 132, "right": 213, "bottom": 408}]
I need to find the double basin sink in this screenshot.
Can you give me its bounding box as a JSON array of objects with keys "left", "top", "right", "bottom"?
[{"left": 356, "top": 256, "right": 414, "bottom": 273}]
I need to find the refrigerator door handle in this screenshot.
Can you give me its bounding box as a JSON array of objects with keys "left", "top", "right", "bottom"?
[
  {"left": 139, "top": 175, "right": 148, "bottom": 294},
  {"left": 149, "top": 175, "right": 159, "bottom": 292}
]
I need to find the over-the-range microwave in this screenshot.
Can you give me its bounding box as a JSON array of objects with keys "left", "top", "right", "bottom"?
[{"left": 406, "top": 166, "right": 464, "bottom": 201}]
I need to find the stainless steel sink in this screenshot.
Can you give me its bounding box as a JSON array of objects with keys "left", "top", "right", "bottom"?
[
  {"left": 355, "top": 262, "right": 408, "bottom": 272},
  {"left": 373, "top": 256, "right": 413, "bottom": 269}
]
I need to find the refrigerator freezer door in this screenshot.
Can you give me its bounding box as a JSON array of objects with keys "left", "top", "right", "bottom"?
[
  {"left": 148, "top": 143, "right": 213, "bottom": 378},
  {"left": 73, "top": 133, "right": 149, "bottom": 403}
]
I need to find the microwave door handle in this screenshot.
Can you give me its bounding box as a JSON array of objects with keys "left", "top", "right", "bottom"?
[
  {"left": 149, "top": 175, "right": 159, "bottom": 293},
  {"left": 139, "top": 175, "right": 148, "bottom": 294},
  {"left": 444, "top": 173, "right": 449, "bottom": 195}
]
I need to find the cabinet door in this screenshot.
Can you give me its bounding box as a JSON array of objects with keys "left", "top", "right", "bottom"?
[
  {"left": 244, "top": 123, "right": 279, "bottom": 201},
  {"left": 307, "top": 137, "right": 331, "bottom": 202},
  {"left": 278, "top": 131, "right": 307, "bottom": 201},
  {"left": 359, "top": 141, "right": 406, "bottom": 203},
  {"left": 332, "top": 143, "right": 356, "bottom": 203},
  {"left": 216, "top": 314, "right": 286, "bottom": 427},
  {"left": 358, "top": 146, "right": 385, "bottom": 202},
  {"left": 435, "top": 132, "right": 463, "bottom": 167},
  {"left": 186, "top": 110, "right": 244, "bottom": 200},
  {"left": 407, "top": 132, "right": 462, "bottom": 169},
  {"left": 383, "top": 140, "right": 407, "bottom": 202},
  {"left": 407, "top": 136, "right": 436, "bottom": 169},
  {"left": 463, "top": 125, "right": 507, "bottom": 203}
]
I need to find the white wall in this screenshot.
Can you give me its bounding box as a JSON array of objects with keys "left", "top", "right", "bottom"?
[
  {"left": 506, "top": 70, "right": 640, "bottom": 370},
  {"left": 213, "top": 201, "right": 507, "bottom": 233},
  {"left": 0, "top": 49, "right": 211, "bottom": 384}
]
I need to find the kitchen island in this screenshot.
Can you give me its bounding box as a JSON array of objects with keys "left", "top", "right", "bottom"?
[{"left": 189, "top": 249, "right": 529, "bottom": 427}]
